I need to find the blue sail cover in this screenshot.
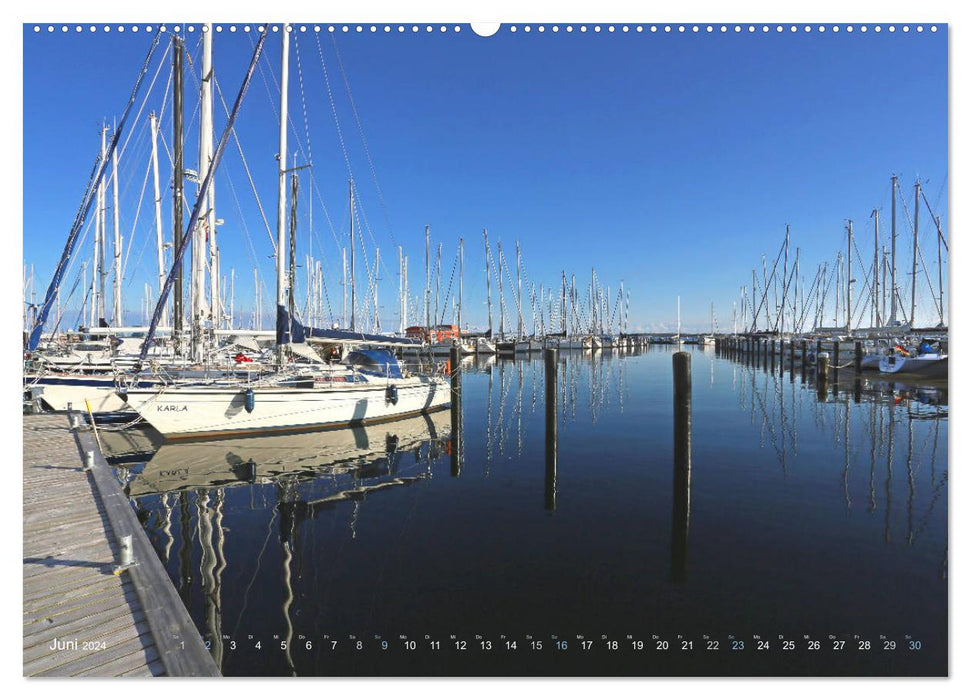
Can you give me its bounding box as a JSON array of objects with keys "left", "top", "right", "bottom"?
[{"left": 276, "top": 305, "right": 421, "bottom": 347}]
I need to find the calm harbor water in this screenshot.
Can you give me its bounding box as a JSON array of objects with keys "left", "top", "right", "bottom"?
[{"left": 107, "top": 346, "right": 948, "bottom": 676}]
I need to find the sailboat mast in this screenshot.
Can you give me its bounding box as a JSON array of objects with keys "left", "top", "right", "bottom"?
[
  {"left": 516, "top": 242, "right": 523, "bottom": 338},
  {"left": 373, "top": 246, "right": 380, "bottom": 331},
  {"left": 890, "top": 174, "right": 898, "bottom": 324},
  {"left": 111, "top": 122, "right": 122, "bottom": 326},
  {"left": 937, "top": 215, "right": 944, "bottom": 326},
  {"left": 398, "top": 246, "right": 404, "bottom": 334},
  {"left": 424, "top": 225, "right": 430, "bottom": 331},
  {"left": 561, "top": 271, "right": 567, "bottom": 335},
  {"left": 275, "top": 23, "right": 290, "bottom": 365},
  {"left": 484, "top": 230, "right": 493, "bottom": 336},
  {"left": 191, "top": 26, "right": 214, "bottom": 360},
  {"left": 97, "top": 124, "right": 107, "bottom": 325},
  {"left": 149, "top": 112, "right": 167, "bottom": 327},
  {"left": 677, "top": 295, "right": 681, "bottom": 341},
  {"left": 435, "top": 242, "right": 442, "bottom": 327},
  {"left": 911, "top": 179, "right": 919, "bottom": 326},
  {"left": 497, "top": 241, "right": 505, "bottom": 339},
  {"left": 349, "top": 179, "right": 355, "bottom": 331},
  {"left": 872, "top": 209, "right": 880, "bottom": 327},
  {"left": 340, "top": 248, "right": 346, "bottom": 327},
  {"left": 288, "top": 170, "right": 298, "bottom": 317},
  {"left": 172, "top": 35, "right": 185, "bottom": 345},
  {"left": 458, "top": 237, "right": 463, "bottom": 337},
  {"left": 201, "top": 26, "right": 218, "bottom": 331},
  {"left": 846, "top": 220, "right": 853, "bottom": 333},
  {"left": 781, "top": 224, "right": 789, "bottom": 334}
]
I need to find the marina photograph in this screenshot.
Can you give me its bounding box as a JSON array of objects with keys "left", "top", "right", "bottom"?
[{"left": 18, "top": 8, "right": 952, "bottom": 684}]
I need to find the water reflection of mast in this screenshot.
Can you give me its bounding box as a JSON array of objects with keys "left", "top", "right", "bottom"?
[
  {"left": 906, "top": 410, "right": 915, "bottom": 545},
  {"left": 160, "top": 492, "right": 175, "bottom": 562},
  {"left": 544, "top": 349, "right": 558, "bottom": 511},
  {"left": 178, "top": 491, "right": 193, "bottom": 605},
  {"left": 212, "top": 489, "right": 226, "bottom": 669},
  {"left": 670, "top": 353, "right": 691, "bottom": 583},
  {"left": 868, "top": 402, "right": 877, "bottom": 513},
  {"left": 516, "top": 360, "right": 524, "bottom": 456},
  {"left": 841, "top": 398, "right": 851, "bottom": 511},
  {"left": 196, "top": 488, "right": 224, "bottom": 669},
  {"left": 885, "top": 397, "right": 896, "bottom": 543},
  {"left": 485, "top": 364, "right": 494, "bottom": 477},
  {"left": 277, "top": 480, "right": 298, "bottom": 676}
]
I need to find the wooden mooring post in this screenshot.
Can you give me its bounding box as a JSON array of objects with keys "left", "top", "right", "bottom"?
[
  {"left": 832, "top": 341, "right": 841, "bottom": 396},
  {"left": 855, "top": 340, "right": 863, "bottom": 373},
  {"left": 671, "top": 352, "right": 691, "bottom": 583},
  {"left": 544, "top": 348, "right": 558, "bottom": 511},
  {"left": 816, "top": 351, "right": 830, "bottom": 401}
]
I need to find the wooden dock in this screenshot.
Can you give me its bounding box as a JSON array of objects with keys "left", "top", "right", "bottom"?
[{"left": 23, "top": 412, "right": 219, "bottom": 677}]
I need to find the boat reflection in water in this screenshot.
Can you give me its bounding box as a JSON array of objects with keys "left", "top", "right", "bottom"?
[
  {"left": 116, "top": 409, "right": 452, "bottom": 676},
  {"left": 123, "top": 408, "right": 452, "bottom": 498}
]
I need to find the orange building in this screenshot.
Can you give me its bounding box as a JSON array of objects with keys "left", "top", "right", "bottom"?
[{"left": 405, "top": 325, "right": 460, "bottom": 343}]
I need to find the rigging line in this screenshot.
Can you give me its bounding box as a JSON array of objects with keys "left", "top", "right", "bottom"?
[
  {"left": 915, "top": 240, "right": 944, "bottom": 322},
  {"left": 292, "top": 36, "right": 315, "bottom": 253},
  {"left": 894, "top": 183, "right": 944, "bottom": 322},
  {"left": 749, "top": 234, "right": 787, "bottom": 331},
  {"left": 212, "top": 74, "right": 277, "bottom": 254},
  {"left": 920, "top": 186, "right": 948, "bottom": 251},
  {"left": 312, "top": 31, "right": 353, "bottom": 186},
  {"left": 121, "top": 147, "right": 155, "bottom": 285},
  {"left": 249, "top": 32, "right": 342, "bottom": 258},
  {"left": 437, "top": 253, "right": 459, "bottom": 325},
  {"left": 311, "top": 30, "right": 389, "bottom": 278},
  {"left": 224, "top": 168, "right": 264, "bottom": 270},
  {"left": 48, "top": 251, "right": 88, "bottom": 336},
  {"left": 116, "top": 40, "right": 173, "bottom": 164},
  {"left": 329, "top": 33, "right": 396, "bottom": 249}
]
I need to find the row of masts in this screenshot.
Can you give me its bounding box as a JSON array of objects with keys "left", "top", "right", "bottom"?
[
  {"left": 737, "top": 174, "right": 946, "bottom": 336},
  {"left": 66, "top": 27, "right": 631, "bottom": 356}
]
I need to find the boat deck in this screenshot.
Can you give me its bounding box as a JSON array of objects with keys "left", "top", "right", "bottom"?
[{"left": 22, "top": 412, "right": 218, "bottom": 677}]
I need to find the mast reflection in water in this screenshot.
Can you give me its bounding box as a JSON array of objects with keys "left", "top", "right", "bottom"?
[{"left": 110, "top": 346, "right": 946, "bottom": 676}]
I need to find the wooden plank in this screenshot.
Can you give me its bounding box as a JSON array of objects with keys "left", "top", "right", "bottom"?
[
  {"left": 24, "top": 574, "right": 128, "bottom": 610},
  {"left": 23, "top": 581, "right": 138, "bottom": 636}
]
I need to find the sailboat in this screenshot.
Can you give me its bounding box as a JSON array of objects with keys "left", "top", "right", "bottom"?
[
  {"left": 700, "top": 302, "right": 715, "bottom": 346},
  {"left": 122, "top": 26, "right": 451, "bottom": 439},
  {"left": 878, "top": 338, "right": 948, "bottom": 377}
]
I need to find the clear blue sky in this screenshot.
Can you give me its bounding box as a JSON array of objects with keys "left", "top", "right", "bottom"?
[{"left": 22, "top": 23, "right": 947, "bottom": 333}]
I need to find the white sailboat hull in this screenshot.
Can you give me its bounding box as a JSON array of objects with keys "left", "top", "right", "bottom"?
[
  {"left": 29, "top": 380, "right": 131, "bottom": 413},
  {"left": 124, "top": 376, "right": 452, "bottom": 438},
  {"left": 878, "top": 353, "right": 947, "bottom": 377}
]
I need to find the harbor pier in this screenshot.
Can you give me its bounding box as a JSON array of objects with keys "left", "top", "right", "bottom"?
[{"left": 22, "top": 412, "right": 218, "bottom": 677}]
